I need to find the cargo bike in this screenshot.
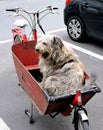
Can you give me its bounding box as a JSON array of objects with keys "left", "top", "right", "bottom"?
[{"left": 6, "top": 6, "right": 101, "bottom": 130}]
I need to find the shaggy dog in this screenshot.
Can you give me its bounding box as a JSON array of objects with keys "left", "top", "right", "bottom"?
[{"left": 35, "top": 34, "right": 85, "bottom": 96}]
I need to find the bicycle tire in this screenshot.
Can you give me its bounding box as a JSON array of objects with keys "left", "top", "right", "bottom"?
[
  {"left": 14, "top": 35, "right": 22, "bottom": 44},
  {"left": 77, "top": 120, "right": 89, "bottom": 130},
  {"left": 73, "top": 109, "right": 89, "bottom": 130}
]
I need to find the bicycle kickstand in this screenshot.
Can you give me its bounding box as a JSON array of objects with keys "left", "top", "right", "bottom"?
[{"left": 25, "top": 102, "right": 35, "bottom": 124}]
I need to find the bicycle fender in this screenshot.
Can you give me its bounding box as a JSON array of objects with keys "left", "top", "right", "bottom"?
[{"left": 78, "top": 110, "right": 88, "bottom": 121}]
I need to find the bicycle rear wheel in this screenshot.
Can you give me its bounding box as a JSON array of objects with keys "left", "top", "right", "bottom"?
[{"left": 14, "top": 35, "right": 22, "bottom": 44}]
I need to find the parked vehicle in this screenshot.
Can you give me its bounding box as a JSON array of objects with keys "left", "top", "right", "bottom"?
[{"left": 64, "top": 0, "right": 103, "bottom": 42}]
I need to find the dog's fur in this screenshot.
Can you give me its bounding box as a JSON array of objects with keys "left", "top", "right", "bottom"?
[{"left": 35, "top": 34, "right": 85, "bottom": 96}]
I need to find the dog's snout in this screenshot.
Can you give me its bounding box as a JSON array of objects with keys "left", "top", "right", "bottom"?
[{"left": 35, "top": 45, "right": 40, "bottom": 52}]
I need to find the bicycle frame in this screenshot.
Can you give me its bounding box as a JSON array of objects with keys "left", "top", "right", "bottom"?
[{"left": 61, "top": 90, "right": 84, "bottom": 116}]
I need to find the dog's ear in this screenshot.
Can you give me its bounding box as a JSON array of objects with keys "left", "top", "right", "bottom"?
[{"left": 52, "top": 36, "right": 64, "bottom": 49}]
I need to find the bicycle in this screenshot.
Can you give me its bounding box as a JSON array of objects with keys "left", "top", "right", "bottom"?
[
  {"left": 6, "top": 6, "right": 58, "bottom": 44},
  {"left": 6, "top": 6, "right": 101, "bottom": 130}
]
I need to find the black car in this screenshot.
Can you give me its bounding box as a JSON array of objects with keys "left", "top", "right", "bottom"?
[{"left": 64, "top": 0, "right": 103, "bottom": 42}]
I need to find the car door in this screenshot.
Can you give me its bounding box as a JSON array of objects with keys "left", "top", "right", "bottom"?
[{"left": 80, "top": 0, "right": 103, "bottom": 40}]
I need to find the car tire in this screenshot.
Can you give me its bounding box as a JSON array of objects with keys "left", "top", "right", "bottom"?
[{"left": 67, "top": 16, "right": 85, "bottom": 42}]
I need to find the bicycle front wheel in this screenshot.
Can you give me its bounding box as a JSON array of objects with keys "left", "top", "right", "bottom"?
[
  {"left": 73, "top": 109, "right": 89, "bottom": 130},
  {"left": 76, "top": 120, "right": 89, "bottom": 130}
]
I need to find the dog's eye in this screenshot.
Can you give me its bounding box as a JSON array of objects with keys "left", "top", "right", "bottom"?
[{"left": 43, "top": 42, "right": 47, "bottom": 46}]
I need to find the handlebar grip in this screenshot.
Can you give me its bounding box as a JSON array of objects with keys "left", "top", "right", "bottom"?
[
  {"left": 6, "top": 9, "right": 17, "bottom": 12},
  {"left": 53, "top": 7, "right": 58, "bottom": 10}
]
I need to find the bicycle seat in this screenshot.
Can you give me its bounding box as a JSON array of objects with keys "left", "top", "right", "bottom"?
[{"left": 13, "top": 19, "right": 28, "bottom": 28}]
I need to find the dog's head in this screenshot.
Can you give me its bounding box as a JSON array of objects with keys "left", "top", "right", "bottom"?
[{"left": 35, "top": 34, "right": 64, "bottom": 60}]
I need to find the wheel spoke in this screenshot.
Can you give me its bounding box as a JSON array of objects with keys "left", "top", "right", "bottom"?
[
  {"left": 69, "top": 22, "right": 73, "bottom": 28},
  {"left": 72, "top": 19, "right": 76, "bottom": 25},
  {"left": 75, "top": 20, "right": 80, "bottom": 28},
  {"left": 75, "top": 32, "right": 80, "bottom": 38}
]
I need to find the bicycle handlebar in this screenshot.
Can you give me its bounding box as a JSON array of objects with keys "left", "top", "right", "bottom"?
[
  {"left": 6, "top": 6, "right": 58, "bottom": 14},
  {"left": 6, "top": 6, "right": 58, "bottom": 34},
  {"left": 6, "top": 7, "right": 20, "bottom": 12},
  {"left": 53, "top": 7, "right": 58, "bottom": 10},
  {"left": 6, "top": 9, "right": 16, "bottom": 12}
]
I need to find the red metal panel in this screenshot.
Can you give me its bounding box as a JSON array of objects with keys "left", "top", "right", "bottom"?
[
  {"left": 12, "top": 40, "right": 39, "bottom": 66},
  {"left": 12, "top": 53, "right": 48, "bottom": 114},
  {"left": 12, "top": 41, "right": 49, "bottom": 114}
]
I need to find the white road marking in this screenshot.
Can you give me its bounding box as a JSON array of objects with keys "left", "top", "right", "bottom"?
[
  {"left": 63, "top": 41, "right": 103, "bottom": 61},
  {"left": 0, "top": 39, "right": 12, "bottom": 44},
  {"left": 0, "top": 28, "right": 103, "bottom": 61},
  {"left": 0, "top": 28, "right": 66, "bottom": 44},
  {"left": 0, "top": 118, "right": 11, "bottom": 130},
  {"left": 46, "top": 27, "right": 66, "bottom": 34}
]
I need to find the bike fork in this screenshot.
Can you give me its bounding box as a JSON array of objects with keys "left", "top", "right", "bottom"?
[{"left": 72, "top": 90, "right": 89, "bottom": 130}]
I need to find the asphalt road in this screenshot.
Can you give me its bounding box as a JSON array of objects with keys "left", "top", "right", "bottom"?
[{"left": 0, "top": 0, "right": 103, "bottom": 130}]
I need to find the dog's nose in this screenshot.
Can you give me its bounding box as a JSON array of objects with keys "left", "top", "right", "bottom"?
[{"left": 35, "top": 48, "right": 39, "bottom": 52}]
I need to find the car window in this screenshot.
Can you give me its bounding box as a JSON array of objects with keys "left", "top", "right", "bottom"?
[{"left": 86, "top": 0, "right": 103, "bottom": 9}]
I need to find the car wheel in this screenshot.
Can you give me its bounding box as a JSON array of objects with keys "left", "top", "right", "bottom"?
[{"left": 67, "top": 16, "right": 85, "bottom": 42}]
